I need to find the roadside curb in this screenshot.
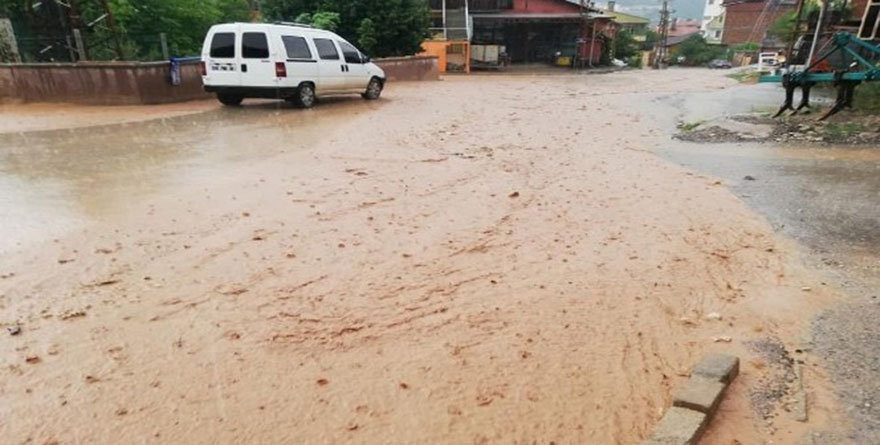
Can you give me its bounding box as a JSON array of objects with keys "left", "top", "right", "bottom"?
[{"left": 642, "top": 353, "right": 739, "bottom": 444}]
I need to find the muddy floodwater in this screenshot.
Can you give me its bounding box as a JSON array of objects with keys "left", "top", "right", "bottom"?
[{"left": 0, "top": 69, "right": 862, "bottom": 444}]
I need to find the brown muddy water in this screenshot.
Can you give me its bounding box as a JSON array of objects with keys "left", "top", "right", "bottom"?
[{"left": 0, "top": 70, "right": 857, "bottom": 444}]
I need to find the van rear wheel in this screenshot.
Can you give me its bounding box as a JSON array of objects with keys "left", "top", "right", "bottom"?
[
  {"left": 362, "top": 78, "right": 383, "bottom": 100},
  {"left": 294, "top": 83, "right": 316, "bottom": 109},
  {"left": 217, "top": 93, "right": 243, "bottom": 106}
]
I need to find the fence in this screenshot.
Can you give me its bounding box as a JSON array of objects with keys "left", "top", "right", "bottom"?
[{"left": 0, "top": 55, "right": 439, "bottom": 105}]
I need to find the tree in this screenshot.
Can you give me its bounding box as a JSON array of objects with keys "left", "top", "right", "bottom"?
[
  {"left": 641, "top": 30, "right": 659, "bottom": 51},
  {"left": 311, "top": 11, "right": 340, "bottom": 31},
  {"left": 613, "top": 29, "right": 638, "bottom": 60},
  {"left": 357, "top": 18, "right": 377, "bottom": 55},
  {"left": 673, "top": 34, "right": 728, "bottom": 66},
  {"left": 263, "top": 0, "right": 430, "bottom": 57}
]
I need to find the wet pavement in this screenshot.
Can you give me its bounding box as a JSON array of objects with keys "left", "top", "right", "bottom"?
[
  {"left": 652, "top": 82, "right": 880, "bottom": 443},
  {"left": 0, "top": 98, "right": 373, "bottom": 253}
]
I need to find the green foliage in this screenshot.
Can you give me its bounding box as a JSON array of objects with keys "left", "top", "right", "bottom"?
[
  {"left": 642, "top": 30, "right": 659, "bottom": 51},
  {"left": 672, "top": 34, "right": 728, "bottom": 66},
  {"left": 726, "top": 70, "right": 762, "bottom": 83},
  {"left": 356, "top": 18, "right": 378, "bottom": 55},
  {"left": 613, "top": 30, "right": 638, "bottom": 60},
  {"left": 294, "top": 12, "right": 313, "bottom": 24},
  {"left": 732, "top": 42, "right": 761, "bottom": 52},
  {"left": 627, "top": 55, "right": 642, "bottom": 68},
  {"left": 311, "top": 11, "right": 340, "bottom": 31},
  {"left": 2, "top": 0, "right": 252, "bottom": 60},
  {"left": 296, "top": 10, "right": 340, "bottom": 31},
  {"left": 854, "top": 83, "right": 880, "bottom": 112},
  {"left": 263, "top": 0, "right": 430, "bottom": 57}
]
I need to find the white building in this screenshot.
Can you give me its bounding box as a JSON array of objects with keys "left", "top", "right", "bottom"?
[{"left": 700, "top": 0, "right": 725, "bottom": 43}]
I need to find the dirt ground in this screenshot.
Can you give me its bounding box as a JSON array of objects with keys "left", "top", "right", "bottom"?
[{"left": 0, "top": 70, "right": 845, "bottom": 444}]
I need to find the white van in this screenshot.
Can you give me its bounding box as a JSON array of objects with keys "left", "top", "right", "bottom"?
[{"left": 200, "top": 22, "right": 386, "bottom": 108}]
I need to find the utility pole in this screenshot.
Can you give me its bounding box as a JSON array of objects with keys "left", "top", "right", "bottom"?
[
  {"left": 806, "top": 0, "right": 828, "bottom": 66},
  {"left": 654, "top": 0, "right": 669, "bottom": 69}
]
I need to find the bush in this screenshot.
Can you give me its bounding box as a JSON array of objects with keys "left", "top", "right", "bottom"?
[{"left": 673, "top": 35, "right": 729, "bottom": 66}]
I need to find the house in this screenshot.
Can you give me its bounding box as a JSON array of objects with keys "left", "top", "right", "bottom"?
[
  {"left": 704, "top": 13, "right": 725, "bottom": 44},
  {"left": 700, "top": 0, "right": 725, "bottom": 43},
  {"left": 423, "top": 0, "right": 618, "bottom": 68},
  {"left": 603, "top": 1, "right": 650, "bottom": 41},
  {"left": 666, "top": 18, "right": 702, "bottom": 38},
  {"left": 662, "top": 31, "right": 702, "bottom": 52},
  {"left": 721, "top": 0, "right": 795, "bottom": 49}
]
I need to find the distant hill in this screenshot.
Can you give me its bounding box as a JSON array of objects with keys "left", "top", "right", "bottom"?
[{"left": 602, "top": 0, "right": 705, "bottom": 24}]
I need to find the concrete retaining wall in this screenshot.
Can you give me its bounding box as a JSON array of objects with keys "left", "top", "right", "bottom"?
[
  {"left": 0, "top": 55, "right": 438, "bottom": 105},
  {"left": 374, "top": 56, "right": 439, "bottom": 82},
  {"left": 0, "top": 60, "right": 207, "bottom": 105}
]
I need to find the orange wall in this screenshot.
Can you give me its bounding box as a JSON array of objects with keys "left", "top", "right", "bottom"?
[{"left": 420, "top": 41, "right": 471, "bottom": 73}]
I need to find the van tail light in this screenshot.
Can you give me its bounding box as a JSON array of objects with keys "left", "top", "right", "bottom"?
[
  {"left": 200, "top": 61, "right": 207, "bottom": 76},
  {"left": 275, "top": 62, "right": 287, "bottom": 78}
]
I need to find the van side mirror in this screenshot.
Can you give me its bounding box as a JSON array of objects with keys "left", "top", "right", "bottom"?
[{"left": 361, "top": 55, "right": 371, "bottom": 63}]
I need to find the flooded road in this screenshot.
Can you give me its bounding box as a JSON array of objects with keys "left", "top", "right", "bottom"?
[
  {"left": 653, "top": 83, "right": 880, "bottom": 443},
  {"left": 0, "top": 69, "right": 860, "bottom": 444}
]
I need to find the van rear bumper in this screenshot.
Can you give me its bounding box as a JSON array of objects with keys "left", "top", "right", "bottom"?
[{"left": 204, "top": 85, "right": 298, "bottom": 98}]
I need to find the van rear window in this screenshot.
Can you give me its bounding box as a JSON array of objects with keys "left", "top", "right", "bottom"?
[
  {"left": 313, "top": 38, "right": 339, "bottom": 60},
  {"left": 209, "top": 33, "right": 235, "bottom": 58},
  {"left": 242, "top": 32, "right": 269, "bottom": 59},
  {"left": 282, "top": 36, "right": 312, "bottom": 60}
]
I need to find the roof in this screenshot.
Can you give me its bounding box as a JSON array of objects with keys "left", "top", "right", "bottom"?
[
  {"left": 722, "top": 0, "right": 796, "bottom": 5},
  {"left": 663, "top": 31, "right": 701, "bottom": 47},
  {"left": 604, "top": 10, "right": 651, "bottom": 25}
]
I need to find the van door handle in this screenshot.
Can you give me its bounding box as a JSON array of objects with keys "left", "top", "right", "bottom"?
[
  {"left": 340, "top": 64, "right": 346, "bottom": 72},
  {"left": 241, "top": 64, "right": 248, "bottom": 73}
]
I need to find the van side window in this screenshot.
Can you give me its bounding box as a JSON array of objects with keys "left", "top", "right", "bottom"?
[
  {"left": 313, "top": 38, "right": 339, "bottom": 60},
  {"left": 282, "top": 36, "right": 312, "bottom": 60},
  {"left": 242, "top": 32, "right": 269, "bottom": 59},
  {"left": 338, "top": 41, "right": 362, "bottom": 64},
  {"left": 210, "top": 33, "right": 235, "bottom": 58}
]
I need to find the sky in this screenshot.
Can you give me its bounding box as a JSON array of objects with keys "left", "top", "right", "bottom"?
[{"left": 601, "top": 0, "right": 706, "bottom": 23}]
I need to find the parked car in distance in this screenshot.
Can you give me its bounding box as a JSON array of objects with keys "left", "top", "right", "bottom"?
[
  {"left": 200, "top": 22, "right": 386, "bottom": 108},
  {"left": 707, "top": 59, "right": 733, "bottom": 69}
]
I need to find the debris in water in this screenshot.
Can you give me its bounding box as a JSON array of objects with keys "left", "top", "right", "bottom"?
[
  {"left": 801, "top": 287, "right": 812, "bottom": 292},
  {"left": 25, "top": 355, "right": 41, "bottom": 364},
  {"left": 509, "top": 191, "right": 520, "bottom": 198},
  {"left": 713, "top": 335, "right": 733, "bottom": 343},
  {"left": 705, "top": 312, "right": 723, "bottom": 321},
  {"left": 317, "top": 378, "right": 329, "bottom": 386},
  {"left": 7, "top": 325, "right": 22, "bottom": 336},
  {"left": 744, "top": 175, "right": 756, "bottom": 181}
]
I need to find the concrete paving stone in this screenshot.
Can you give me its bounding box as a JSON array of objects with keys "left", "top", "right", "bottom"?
[
  {"left": 692, "top": 353, "right": 739, "bottom": 383},
  {"left": 673, "top": 376, "right": 727, "bottom": 414},
  {"left": 645, "top": 407, "right": 708, "bottom": 445}
]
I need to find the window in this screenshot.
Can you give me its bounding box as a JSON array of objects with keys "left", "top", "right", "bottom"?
[
  {"left": 708, "top": 0, "right": 714, "bottom": 4},
  {"left": 210, "top": 33, "right": 235, "bottom": 58},
  {"left": 338, "top": 41, "right": 362, "bottom": 64},
  {"left": 242, "top": 32, "right": 269, "bottom": 59},
  {"left": 714, "top": 30, "right": 721, "bottom": 38},
  {"left": 282, "top": 35, "right": 313, "bottom": 59},
  {"left": 313, "top": 38, "right": 339, "bottom": 60}
]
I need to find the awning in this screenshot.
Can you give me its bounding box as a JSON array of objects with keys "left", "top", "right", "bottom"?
[{"left": 471, "top": 12, "right": 585, "bottom": 22}]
